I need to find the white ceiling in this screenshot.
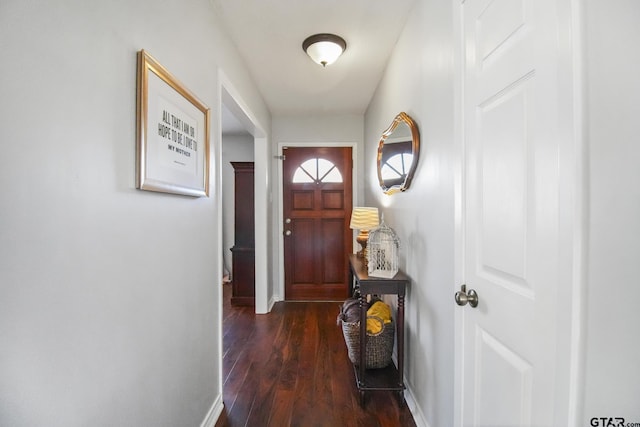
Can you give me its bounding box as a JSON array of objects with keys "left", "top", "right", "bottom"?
[{"left": 213, "top": 0, "right": 416, "bottom": 128}]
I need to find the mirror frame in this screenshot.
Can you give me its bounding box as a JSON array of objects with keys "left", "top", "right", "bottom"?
[{"left": 376, "top": 112, "right": 420, "bottom": 195}]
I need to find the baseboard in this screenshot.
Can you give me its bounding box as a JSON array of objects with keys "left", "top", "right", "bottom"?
[
  {"left": 404, "top": 379, "right": 430, "bottom": 427},
  {"left": 200, "top": 394, "right": 224, "bottom": 427},
  {"left": 391, "top": 352, "right": 430, "bottom": 427},
  {"left": 268, "top": 295, "right": 279, "bottom": 311}
]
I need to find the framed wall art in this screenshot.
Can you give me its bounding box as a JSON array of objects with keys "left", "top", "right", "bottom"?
[{"left": 136, "top": 49, "right": 210, "bottom": 197}]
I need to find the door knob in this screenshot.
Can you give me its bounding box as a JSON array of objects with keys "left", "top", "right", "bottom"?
[
  {"left": 284, "top": 230, "right": 292, "bottom": 236},
  {"left": 285, "top": 218, "right": 291, "bottom": 224},
  {"left": 455, "top": 284, "right": 478, "bottom": 308}
]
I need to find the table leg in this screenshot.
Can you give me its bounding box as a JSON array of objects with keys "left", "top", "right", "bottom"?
[
  {"left": 359, "top": 292, "right": 366, "bottom": 398},
  {"left": 397, "top": 294, "right": 405, "bottom": 389}
]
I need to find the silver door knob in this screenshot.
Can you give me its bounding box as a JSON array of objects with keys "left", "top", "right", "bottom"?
[
  {"left": 284, "top": 230, "right": 292, "bottom": 236},
  {"left": 455, "top": 284, "right": 478, "bottom": 308},
  {"left": 285, "top": 218, "right": 291, "bottom": 224}
]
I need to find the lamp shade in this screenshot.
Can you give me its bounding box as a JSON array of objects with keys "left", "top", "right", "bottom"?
[
  {"left": 302, "top": 33, "right": 346, "bottom": 67},
  {"left": 349, "top": 207, "right": 380, "bottom": 230}
]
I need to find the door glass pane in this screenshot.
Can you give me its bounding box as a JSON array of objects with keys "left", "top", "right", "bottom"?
[
  {"left": 322, "top": 168, "right": 343, "bottom": 182},
  {"left": 293, "top": 167, "right": 315, "bottom": 182},
  {"left": 293, "top": 158, "right": 343, "bottom": 183}
]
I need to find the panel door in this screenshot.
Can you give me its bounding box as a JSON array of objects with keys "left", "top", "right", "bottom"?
[
  {"left": 458, "top": 0, "right": 572, "bottom": 425},
  {"left": 283, "top": 146, "right": 353, "bottom": 300}
]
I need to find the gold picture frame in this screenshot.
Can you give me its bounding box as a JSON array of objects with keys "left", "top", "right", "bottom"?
[{"left": 136, "top": 49, "right": 210, "bottom": 197}]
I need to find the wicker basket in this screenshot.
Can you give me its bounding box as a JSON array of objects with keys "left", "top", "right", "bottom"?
[{"left": 341, "top": 316, "right": 395, "bottom": 369}]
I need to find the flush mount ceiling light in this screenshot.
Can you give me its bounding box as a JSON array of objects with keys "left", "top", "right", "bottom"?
[{"left": 302, "top": 33, "right": 347, "bottom": 67}]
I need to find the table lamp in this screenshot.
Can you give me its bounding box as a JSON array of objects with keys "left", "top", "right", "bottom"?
[{"left": 349, "top": 207, "right": 380, "bottom": 261}]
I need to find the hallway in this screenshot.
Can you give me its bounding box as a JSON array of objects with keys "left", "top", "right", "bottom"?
[{"left": 215, "top": 284, "right": 416, "bottom": 427}]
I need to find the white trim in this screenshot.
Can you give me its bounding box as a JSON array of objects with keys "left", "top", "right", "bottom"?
[
  {"left": 253, "top": 135, "right": 270, "bottom": 314},
  {"left": 452, "top": 1, "right": 465, "bottom": 426},
  {"left": 213, "top": 69, "right": 225, "bottom": 413},
  {"left": 200, "top": 394, "right": 224, "bottom": 427},
  {"left": 214, "top": 68, "right": 272, "bottom": 423},
  {"left": 404, "top": 379, "right": 431, "bottom": 427},
  {"left": 218, "top": 69, "right": 270, "bottom": 315},
  {"left": 566, "top": 0, "right": 587, "bottom": 424},
  {"left": 276, "top": 141, "right": 359, "bottom": 300}
]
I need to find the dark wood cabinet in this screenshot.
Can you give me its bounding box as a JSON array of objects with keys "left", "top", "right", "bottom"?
[{"left": 230, "top": 162, "right": 255, "bottom": 306}]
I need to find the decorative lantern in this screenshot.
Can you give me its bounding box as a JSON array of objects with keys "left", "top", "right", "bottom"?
[{"left": 367, "top": 217, "right": 400, "bottom": 278}]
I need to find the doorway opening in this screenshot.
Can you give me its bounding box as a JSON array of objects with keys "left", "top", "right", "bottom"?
[
  {"left": 219, "top": 76, "right": 269, "bottom": 315},
  {"left": 221, "top": 103, "right": 254, "bottom": 298}
]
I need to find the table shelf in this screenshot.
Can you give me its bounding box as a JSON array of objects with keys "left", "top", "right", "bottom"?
[{"left": 348, "top": 254, "right": 408, "bottom": 405}]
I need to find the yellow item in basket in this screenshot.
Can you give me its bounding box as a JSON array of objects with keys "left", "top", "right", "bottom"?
[{"left": 366, "top": 301, "right": 392, "bottom": 334}]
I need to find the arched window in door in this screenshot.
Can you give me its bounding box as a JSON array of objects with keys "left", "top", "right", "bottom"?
[{"left": 292, "top": 158, "right": 343, "bottom": 184}]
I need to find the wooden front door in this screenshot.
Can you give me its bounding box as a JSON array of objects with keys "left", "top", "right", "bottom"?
[{"left": 283, "top": 146, "right": 353, "bottom": 300}]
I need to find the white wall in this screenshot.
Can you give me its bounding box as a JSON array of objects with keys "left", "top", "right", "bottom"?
[
  {"left": 583, "top": 0, "right": 640, "bottom": 422},
  {"left": 271, "top": 114, "right": 364, "bottom": 299},
  {"left": 272, "top": 114, "right": 365, "bottom": 199},
  {"left": 0, "top": 0, "right": 270, "bottom": 426},
  {"left": 364, "top": 1, "right": 455, "bottom": 425},
  {"left": 221, "top": 134, "right": 254, "bottom": 278}
]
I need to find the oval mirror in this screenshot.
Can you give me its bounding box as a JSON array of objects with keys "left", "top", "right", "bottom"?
[{"left": 376, "top": 112, "right": 420, "bottom": 195}]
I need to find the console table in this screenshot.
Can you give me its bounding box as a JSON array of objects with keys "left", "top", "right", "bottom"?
[{"left": 348, "top": 254, "right": 408, "bottom": 405}]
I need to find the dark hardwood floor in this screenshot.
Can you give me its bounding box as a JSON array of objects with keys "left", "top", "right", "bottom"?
[{"left": 215, "top": 284, "right": 417, "bottom": 427}]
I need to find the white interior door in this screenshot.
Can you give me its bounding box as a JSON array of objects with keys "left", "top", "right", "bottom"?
[{"left": 457, "top": 0, "right": 575, "bottom": 425}]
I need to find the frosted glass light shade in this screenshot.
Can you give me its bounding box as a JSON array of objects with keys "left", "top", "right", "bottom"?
[{"left": 302, "top": 34, "right": 347, "bottom": 67}]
